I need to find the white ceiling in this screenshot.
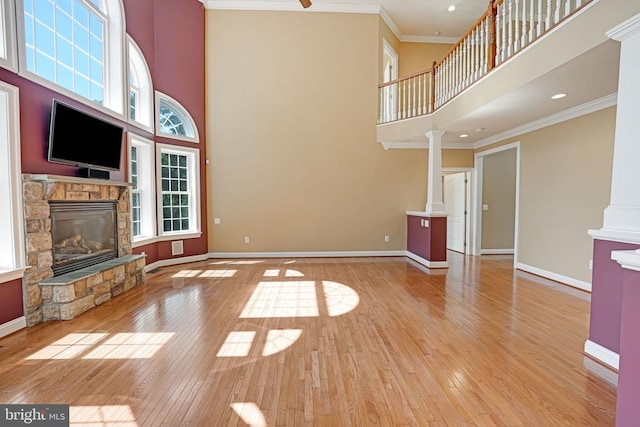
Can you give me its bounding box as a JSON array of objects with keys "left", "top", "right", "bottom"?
[{"left": 201, "top": 0, "right": 488, "bottom": 42}]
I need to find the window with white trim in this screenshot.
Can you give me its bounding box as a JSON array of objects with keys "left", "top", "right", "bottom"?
[
  {"left": 156, "top": 144, "right": 200, "bottom": 237},
  {"left": 0, "top": 0, "right": 17, "bottom": 70},
  {"left": 0, "top": 81, "right": 26, "bottom": 279},
  {"left": 128, "top": 134, "right": 155, "bottom": 244},
  {"left": 128, "top": 38, "right": 153, "bottom": 131},
  {"left": 156, "top": 92, "right": 198, "bottom": 143},
  {"left": 18, "top": 0, "right": 125, "bottom": 114}
]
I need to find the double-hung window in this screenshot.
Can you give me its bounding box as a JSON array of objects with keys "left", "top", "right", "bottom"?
[
  {"left": 156, "top": 144, "right": 200, "bottom": 238},
  {"left": 129, "top": 135, "right": 155, "bottom": 245}
]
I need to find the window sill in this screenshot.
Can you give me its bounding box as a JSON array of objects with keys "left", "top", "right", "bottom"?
[{"left": 0, "top": 267, "right": 27, "bottom": 283}]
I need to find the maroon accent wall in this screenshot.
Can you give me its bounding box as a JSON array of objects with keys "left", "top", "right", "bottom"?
[
  {"left": 0, "top": 279, "right": 24, "bottom": 324},
  {"left": 616, "top": 268, "right": 640, "bottom": 426},
  {"left": 407, "top": 215, "right": 447, "bottom": 262},
  {"left": 589, "top": 239, "right": 640, "bottom": 353},
  {"left": 0, "top": 0, "right": 208, "bottom": 324}
]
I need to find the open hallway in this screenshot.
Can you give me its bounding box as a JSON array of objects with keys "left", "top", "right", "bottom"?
[{"left": 0, "top": 253, "right": 616, "bottom": 426}]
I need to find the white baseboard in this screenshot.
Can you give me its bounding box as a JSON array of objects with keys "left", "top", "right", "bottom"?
[
  {"left": 0, "top": 316, "right": 26, "bottom": 339},
  {"left": 145, "top": 254, "right": 209, "bottom": 272},
  {"left": 481, "top": 249, "right": 515, "bottom": 255},
  {"left": 584, "top": 339, "right": 619, "bottom": 371},
  {"left": 208, "top": 250, "right": 406, "bottom": 259},
  {"left": 405, "top": 251, "right": 448, "bottom": 269},
  {"left": 516, "top": 262, "right": 591, "bottom": 292}
]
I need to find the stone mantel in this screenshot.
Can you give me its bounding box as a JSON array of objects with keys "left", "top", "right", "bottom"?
[{"left": 23, "top": 174, "right": 132, "bottom": 187}]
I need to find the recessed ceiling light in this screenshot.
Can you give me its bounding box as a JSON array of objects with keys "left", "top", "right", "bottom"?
[
  {"left": 460, "top": 134, "right": 468, "bottom": 138},
  {"left": 448, "top": 5, "right": 456, "bottom": 12},
  {"left": 551, "top": 93, "right": 566, "bottom": 99}
]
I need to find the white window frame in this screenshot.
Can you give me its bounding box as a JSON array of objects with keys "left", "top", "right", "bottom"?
[
  {"left": 128, "top": 36, "right": 153, "bottom": 132},
  {"left": 0, "top": 80, "right": 27, "bottom": 282},
  {"left": 128, "top": 134, "right": 156, "bottom": 247},
  {"left": 156, "top": 91, "right": 199, "bottom": 143},
  {"left": 0, "top": 0, "right": 17, "bottom": 71},
  {"left": 156, "top": 143, "right": 201, "bottom": 240},
  {"left": 15, "top": 0, "right": 127, "bottom": 119}
]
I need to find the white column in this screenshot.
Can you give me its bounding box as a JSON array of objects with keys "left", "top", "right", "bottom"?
[
  {"left": 425, "top": 130, "right": 447, "bottom": 215},
  {"left": 594, "top": 13, "right": 640, "bottom": 241}
]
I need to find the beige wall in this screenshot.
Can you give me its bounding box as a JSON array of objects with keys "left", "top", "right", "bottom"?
[
  {"left": 443, "top": 149, "right": 474, "bottom": 169},
  {"left": 398, "top": 42, "right": 452, "bottom": 77},
  {"left": 206, "top": 10, "right": 429, "bottom": 253},
  {"left": 481, "top": 148, "right": 517, "bottom": 250},
  {"left": 477, "top": 107, "right": 616, "bottom": 283}
]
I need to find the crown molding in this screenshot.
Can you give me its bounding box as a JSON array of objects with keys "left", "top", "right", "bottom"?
[
  {"left": 379, "top": 6, "right": 402, "bottom": 40},
  {"left": 606, "top": 12, "right": 640, "bottom": 42},
  {"left": 201, "top": 1, "right": 381, "bottom": 14},
  {"left": 400, "top": 35, "right": 458, "bottom": 44},
  {"left": 380, "top": 141, "right": 475, "bottom": 150},
  {"left": 474, "top": 93, "right": 618, "bottom": 149}
]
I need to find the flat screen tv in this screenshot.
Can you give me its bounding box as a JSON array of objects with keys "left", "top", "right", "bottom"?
[{"left": 48, "top": 100, "right": 124, "bottom": 172}]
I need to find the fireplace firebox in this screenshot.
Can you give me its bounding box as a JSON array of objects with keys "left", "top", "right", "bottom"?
[{"left": 50, "top": 201, "right": 118, "bottom": 276}]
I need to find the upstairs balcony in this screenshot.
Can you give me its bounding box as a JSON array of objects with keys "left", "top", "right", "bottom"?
[{"left": 377, "top": 0, "right": 640, "bottom": 149}]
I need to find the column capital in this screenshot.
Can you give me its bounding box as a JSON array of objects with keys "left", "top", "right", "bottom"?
[
  {"left": 607, "top": 12, "right": 640, "bottom": 42},
  {"left": 425, "top": 130, "right": 446, "bottom": 140}
]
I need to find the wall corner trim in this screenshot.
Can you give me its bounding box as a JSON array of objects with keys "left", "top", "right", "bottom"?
[
  {"left": 515, "top": 262, "right": 592, "bottom": 292},
  {"left": 0, "top": 316, "right": 27, "bottom": 339},
  {"left": 584, "top": 339, "right": 620, "bottom": 371}
]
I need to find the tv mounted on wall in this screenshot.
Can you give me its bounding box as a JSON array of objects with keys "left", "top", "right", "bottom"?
[{"left": 48, "top": 100, "right": 124, "bottom": 179}]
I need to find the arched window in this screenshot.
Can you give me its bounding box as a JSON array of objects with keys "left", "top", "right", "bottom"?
[
  {"left": 128, "top": 37, "right": 153, "bottom": 131},
  {"left": 156, "top": 91, "right": 199, "bottom": 142},
  {"left": 19, "top": 0, "right": 125, "bottom": 115}
]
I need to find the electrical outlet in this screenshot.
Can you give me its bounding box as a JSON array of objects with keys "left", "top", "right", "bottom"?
[
  {"left": 214, "top": 217, "right": 221, "bottom": 224},
  {"left": 482, "top": 204, "right": 489, "bottom": 211},
  {"left": 384, "top": 235, "right": 390, "bottom": 242},
  {"left": 244, "top": 237, "right": 250, "bottom": 243},
  {"left": 589, "top": 259, "right": 593, "bottom": 270}
]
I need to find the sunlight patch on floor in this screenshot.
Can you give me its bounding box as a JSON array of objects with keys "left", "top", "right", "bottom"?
[
  {"left": 240, "top": 281, "right": 319, "bottom": 318},
  {"left": 26, "top": 332, "right": 174, "bottom": 360},
  {"left": 70, "top": 405, "right": 138, "bottom": 426},
  {"left": 263, "top": 329, "right": 302, "bottom": 356},
  {"left": 216, "top": 331, "right": 257, "bottom": 357},
  {"left": 230, "top": 402, "right": 266, "bottom": 427},
  {"left": 323, "top": 281, "right": 360, "bottom": 317}
]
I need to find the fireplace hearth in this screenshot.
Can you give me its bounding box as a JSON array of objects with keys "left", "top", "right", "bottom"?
[{"left": 50, "top": 201, "right": 118, "bottom": 276}]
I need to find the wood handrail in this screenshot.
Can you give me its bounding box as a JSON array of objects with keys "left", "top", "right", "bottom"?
[
  {"left": 434, "top": 10, "right": 491, "bottom": 70},
  {"left": 378, "top": 69, "right": 431, "bottom": 89}
]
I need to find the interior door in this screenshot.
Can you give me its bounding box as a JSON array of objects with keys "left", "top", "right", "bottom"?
[{"left": 444, "top": 172, "right": 467, "bottom": 253}]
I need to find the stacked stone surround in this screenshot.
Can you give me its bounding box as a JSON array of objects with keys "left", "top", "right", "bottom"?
[{"left": 22, "top": 174, "right": 145, "bottom": 326}]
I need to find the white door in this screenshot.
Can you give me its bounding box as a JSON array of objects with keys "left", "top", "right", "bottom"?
[{"left": 444, "top": 172, "right": 467, "bottom": 253}]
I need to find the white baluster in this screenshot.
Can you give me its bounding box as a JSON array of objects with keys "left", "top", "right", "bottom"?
[
  {"left": 564, "top": 0, "right": 571, "bottom": 19},
  {"left": 480, "top": 21, "right": 486, "bottom": 74},
  {"left": 514, "top": 0, "right": 520, "bottom": 52},
  {"left": 521, "top": 0, "right": 528, "bottom": 47},
  {"left": 537, "top": 0, "right": 544, "bottom": 35},
  {"left": 412, "top": 76, "right": 417, "bottom": 117},
  {"left": 554, "top": 0, "right": 561, "bottom": 24},
  {"left": 545, "top": 0, "right": 552, "bottom": 29},
  {"left": 575, "top": 0, "right": 583, "bottom": 6},
  {"left": 507, "top": 0, "right": 514, "bottom": 57},
  {"left": 500, "top": 2, "right": 507, "bottom": 62},
  {"left": 529, "top": 0, "right": 535, "bottom": 43}
]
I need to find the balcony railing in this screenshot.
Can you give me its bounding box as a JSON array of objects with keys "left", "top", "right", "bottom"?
[{"left": 378, "top": 0, "right": 593, "bottom": 124}]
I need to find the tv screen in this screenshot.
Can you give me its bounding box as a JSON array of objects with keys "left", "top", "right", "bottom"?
[{"left": 48, "top": 100, "right": 124, "bottom": 172}]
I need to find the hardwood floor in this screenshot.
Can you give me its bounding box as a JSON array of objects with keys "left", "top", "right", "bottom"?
[{"left": 0, "top": 253, "right": 617, "bottom": 426}]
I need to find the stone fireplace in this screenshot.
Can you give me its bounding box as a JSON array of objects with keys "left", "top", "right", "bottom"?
[{"left": 22, "top": 174, "right": 145, "bottom": 326}]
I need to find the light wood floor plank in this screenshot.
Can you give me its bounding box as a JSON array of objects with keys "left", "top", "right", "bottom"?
[{"left": 0, "top": 253, "right": 617, "bottom": 426}]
